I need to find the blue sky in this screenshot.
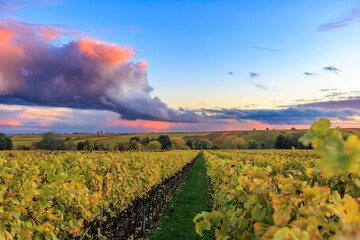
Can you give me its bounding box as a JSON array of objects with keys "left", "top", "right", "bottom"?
[{"left": 0, "top": 0, "right": 360, "bottom": 133}]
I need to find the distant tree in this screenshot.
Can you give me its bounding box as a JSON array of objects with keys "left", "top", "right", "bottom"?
[
  {"left": 234, "top": 137, "right": 245, "bottom": 149},
  {"left": 16, "top": 145, "right": 30, "bottom": 150},
  {"left": 261, "top": 143, "right": 266, "bottom": 149},
  {"left": 83, "top": 140, "right": 94, "bottom": 151},
  {"left": 211, "top": 144, "right": 221, "bottom": 150},
  {"left": 158, "top": 135, "right": 171, "bottom": 149},
  {"left": 177, "top": 145, "right": 191, "bottom": 150},
  {"left": 186, "top": 139, "right": 194, "bottom": 149},
  {"left": 6, "top": 135, "right": 13, "bottom": 150},
  {"left": 147, "top": 140, "right": 162, "bottom": 150},
  {"left": 291, "top": 127, "right": 296, "bottom": 131},
  {"left": 274, "top": 135, "right": 289, "bottom": 149},
  {"left": 246, "top": 140, "right": 259, "bottom": 149},
  {"left": 129, "top": 140, "right": 142, "bottom": 150},
  {"left": 0, "top": 133, "right": 13, "bottom": 150},
  {"left": 114, "top": 142, "right": 130, "bottom": 151},
  {"left": 35, "top": 132, "right": 65, "bottom": 150},
  {"left": 130, "top": 136, "right": 140, "bottom": 143},
  {"left": 93, "top": 142, "right": 108, "bottom": 151},
  {"left": 117, "top": 142, "right": 126, "bottom": 151},
  {"left": 77, "top": 141, "right": 85, "bottom": 150},
  {"left": 253, "top": 128, "right": 256, "bottom": 131},
  {"left": 64, "top": 138, "right": 77, "bottom": 150},
  {"left": 288, "top": 133, "right": 310, "bottom": 149},
  {"left": 171, "top": 137, "right": 186, "bottom": 149},
  {"left": 195, "top": 139, "right": 212, "bottom": 150},
  {"left": 274, "top": 134, "right": 309, "bottom": 149},
  {"left": 141, "top": 137, "right": 150, "bottom": 147},
  {"left": 222, "top": 136, "right": 246, "bottom": 149}
]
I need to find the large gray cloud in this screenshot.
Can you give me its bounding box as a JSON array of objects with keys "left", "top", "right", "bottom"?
[
  {"left": 200, "top": 107, "right": 360, "bottom": 125},
  {"left": 301, "top": 97, "right": 360, "bottom": 110},
  {"left": 0, "top": 19, "right": 199, "bottom": 122}
]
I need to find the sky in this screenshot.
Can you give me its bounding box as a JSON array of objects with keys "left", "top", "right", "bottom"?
[{"left": 0, "top": 0, "right": 360, "bottom": 133}]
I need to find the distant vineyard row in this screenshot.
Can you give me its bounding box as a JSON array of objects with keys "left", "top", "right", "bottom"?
[
  {"left": 0, "top": 150, "right": 199, "bottom": 239},
  {"left": 195, "top": 119, "right": 360, "bottom": 239},
  {"left": 9, "top": 128, "right": 360, "bottom": 151},
  {"left": 8, "top": 130, "right": 313, "bottom": 152}
]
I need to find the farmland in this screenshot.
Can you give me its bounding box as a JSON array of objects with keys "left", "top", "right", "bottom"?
[
  {"left": 8, "top": 128, "right": 360, "bottom": 149},
  {"left": 2, "top": 119, "right": 360, "bottom": 239}
]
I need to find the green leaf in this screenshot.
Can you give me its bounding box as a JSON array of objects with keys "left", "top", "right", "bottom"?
[
  {"left": 299, "top": 118, "right": 330, "bottom": 146},
  {"left": 332, "top": 191, "right": 340, "bottom": 206},
  {"left": 251, "top": 204, "right": 266, "bottom": 221},
  {"left": 12, "top": 210, "right": 21, "bottom": 219}
]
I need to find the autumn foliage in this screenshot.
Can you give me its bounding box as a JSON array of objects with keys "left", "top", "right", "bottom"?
[{"left": 194, "top": 118, "right": 360, "bottom": 239}]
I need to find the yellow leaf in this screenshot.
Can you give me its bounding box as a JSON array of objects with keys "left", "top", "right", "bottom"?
[{"left": 305, "top": 168, "right": 313, "bottom": 178}]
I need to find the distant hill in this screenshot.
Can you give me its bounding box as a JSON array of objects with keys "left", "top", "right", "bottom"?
[{"left": 8, "top": 128, "right": 360, "bottom": 149}]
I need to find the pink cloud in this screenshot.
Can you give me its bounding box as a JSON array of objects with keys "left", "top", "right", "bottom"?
[
  {"left": 0, "top": 18, "right": 196, "bottom": 123},
  {"left": 0, "top": 119, "right": 21, "bottom": 126},
  {"left": 39, "top": 26, "right": 60, "bottom": 40},
  {"left": 19, "top": 108, "right": 66, "bottom": 122},
  {"left": 106, "top": 119, "right": 172, "bottom": 131},
  {"left": 77, "top": 38, "right": 134, "bottom": 65}
]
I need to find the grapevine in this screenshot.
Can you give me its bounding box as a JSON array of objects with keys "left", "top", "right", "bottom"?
[
  {"left": 0, "top": 150, "right": 199, "bottom": 239},
  {"left": 194, "top": 119, "right": 360, "bottom": 239}
]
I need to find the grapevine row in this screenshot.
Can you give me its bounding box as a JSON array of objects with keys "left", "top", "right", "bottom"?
[
  {"left": 194, "top": 119, "right": 360, "bottom": 239},
  {"left": 0, "top": 150, "right": 199, "bottom": 239}
]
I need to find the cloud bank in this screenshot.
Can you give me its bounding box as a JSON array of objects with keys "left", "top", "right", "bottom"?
[
  {"left": 0, "top": 19, "right": 198, "bottom": 122},
  {"left": 200, "top": 107, "right": 360, "bottom": 125},
  {"left": 301, "top": 97, "right": 360, "bottom": 111},
  {"left": 2, "top": 103, "right": 359, "bottom": 133}
]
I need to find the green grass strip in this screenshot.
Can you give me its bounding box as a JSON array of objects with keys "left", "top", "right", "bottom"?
[{"left": 147, "top": 154, "right": 214, "bottom": 240}]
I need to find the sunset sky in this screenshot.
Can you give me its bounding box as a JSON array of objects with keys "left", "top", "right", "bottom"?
[{"left": 0, "top": 0, "right": 360, "bottom": 133}]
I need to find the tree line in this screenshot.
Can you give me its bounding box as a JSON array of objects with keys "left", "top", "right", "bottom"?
[{"left": 1, "top": 131, "right": 314, "bottom": 151}]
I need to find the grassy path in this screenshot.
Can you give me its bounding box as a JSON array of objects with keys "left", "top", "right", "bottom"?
[{"left": 147, "top": 154, "right": 214, "bottom": 240}]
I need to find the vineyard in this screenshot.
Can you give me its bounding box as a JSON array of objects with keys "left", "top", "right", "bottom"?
[
  {"left": 2, "top": 118, "right": 360, "bottom": 240},
  {"left": 0, "top": 150, "right": 199, "bottom": 239},
  {"left": 194, "top": 119, "right": 360, "bottom": 239}
]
